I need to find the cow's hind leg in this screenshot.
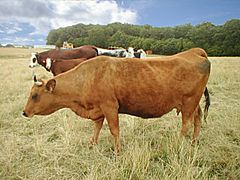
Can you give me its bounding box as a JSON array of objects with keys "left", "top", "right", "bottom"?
[
  {"left": 89, "top": 118, "right": 104, "bottom": 145},
  {"left": 180, "top": 97, "right": 199, "bottom": 138},
  {"left": 192, "top": 105, "right": 202, "bottom": 144},
  {"left": 180, "top": 111, "right": 194, "bottom": 138}
]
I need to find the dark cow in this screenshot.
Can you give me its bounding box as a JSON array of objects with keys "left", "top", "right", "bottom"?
[
  {"left": 29, "top": 45, "right": 98, "bottom": 71},
  {"left": 23, "top": 48, "right": 211, "bottom": 153},
  {"left": 45, "top": 58, "right": 87, "bottom": 76}
]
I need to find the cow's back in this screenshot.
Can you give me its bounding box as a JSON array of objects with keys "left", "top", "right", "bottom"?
[
  {"left": 174, "top": 48, "right": 208, "bottom": 61},
  {"left": 40, "top": 46, "right": 97, "bottom": 60}
]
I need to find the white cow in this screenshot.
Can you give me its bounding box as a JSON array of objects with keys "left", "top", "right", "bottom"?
[
  {"left": 97, "top": 48, "right": 128, "bottom": 57},
  {"left": 126, "top": 47, "right": 146, "bottom": 59}
]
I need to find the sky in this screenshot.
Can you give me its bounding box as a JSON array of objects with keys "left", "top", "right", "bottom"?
[{"left": 0, "top": 0, "right": 239, "bottom": 45}]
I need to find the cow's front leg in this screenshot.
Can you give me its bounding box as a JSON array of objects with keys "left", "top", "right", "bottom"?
[
  {"left": 101, "top": 102, "right": 120, "bottom": 154},
  {"left": 89, "top": 118, "right": 104, "bottom": 145},
  {"left": 107, "top": 115, "right": 120, "bottom": 154}
]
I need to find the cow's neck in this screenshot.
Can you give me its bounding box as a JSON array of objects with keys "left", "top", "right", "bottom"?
[
  {"left": 52, "top": 92, "right": 90, "bottom": 119},
  {"left": 37, "top": 51, "right": 51, "bottom": 68},
  {"left": 51, "top": 75, "right": 88, "bottom": 116},
  {"left": 37, "top": 55, "right": 46, "bottom": 67}
]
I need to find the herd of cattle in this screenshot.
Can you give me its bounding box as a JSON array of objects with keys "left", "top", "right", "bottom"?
[
  {"left": 23, "top": 45, "right": 211, "bottom": 153},
  {"left": 29, "top": 46, "right": 146, "bottom": 76}
]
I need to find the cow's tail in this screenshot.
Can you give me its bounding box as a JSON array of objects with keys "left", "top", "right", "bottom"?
[{"left": 203, "top": 87, "right": 210, "bottom": 122}]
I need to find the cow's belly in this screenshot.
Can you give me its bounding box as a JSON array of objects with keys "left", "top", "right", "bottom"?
[{"left": 118, "top": 98, "right": 176, "bottom": 119}]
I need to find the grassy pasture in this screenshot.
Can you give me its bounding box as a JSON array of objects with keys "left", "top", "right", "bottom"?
[{"left": 0, "top": 48, "right": 239, "bottom": 179}]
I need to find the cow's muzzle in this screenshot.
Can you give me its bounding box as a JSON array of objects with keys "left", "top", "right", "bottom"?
[{"left": 22, "top": 111, "right": 28, "bottom": 117}]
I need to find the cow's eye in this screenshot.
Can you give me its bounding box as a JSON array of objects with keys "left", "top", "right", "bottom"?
[
  {"left": 32, "top": 93, "right": 38, "bottom": 101},
  {"left": 33, "top": 58, "right": 36, "bottom": 63}
]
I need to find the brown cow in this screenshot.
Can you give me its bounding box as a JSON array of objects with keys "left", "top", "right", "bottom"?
[
  {"left": 45, "top": 58, "right": 87, "bottom": 76},
  {"left": 29, "top": 45, "right": 98, "bottom": 71},
  {"left": 23, "top": 48, "right": 211, "bottom": 153}
]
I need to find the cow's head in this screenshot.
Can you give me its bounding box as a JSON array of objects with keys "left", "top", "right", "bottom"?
[
  {"left": 22, "top": 76, "right": 58, "bottom": 118},
  {"left": 29, "top": 53, "right": 39, "bottom": 68}
]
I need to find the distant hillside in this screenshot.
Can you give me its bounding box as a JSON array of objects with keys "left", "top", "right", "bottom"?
[{"left": 47, "top": 19, "right": 240, "bottom": 56}]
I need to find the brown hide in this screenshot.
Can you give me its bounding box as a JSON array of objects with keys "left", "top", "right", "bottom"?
[
  {"left": 37, "top": 45, "right": 97, "bottom": 69},
  {"left": 174, "top": 47, "right": 208, "bottom": 58},
  {"left": 50, "top": 58, "right": 87, "bottom": 76},
  {"left": 23, "top": 48, "right": 211, "bottom": 153},
  {"left": 146, "top": 48, "right": 211, "bottom": 120}
]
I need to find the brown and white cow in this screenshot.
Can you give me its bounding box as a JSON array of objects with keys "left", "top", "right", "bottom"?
[
  {"left": 23, "top": 48, "right": 211, "bottom": 153},
  {"left": 44, "top": 58, "right": 88, "bottom": 76},
  {"left": 29, "top": 45, "right": 98, "bottom": 70}
]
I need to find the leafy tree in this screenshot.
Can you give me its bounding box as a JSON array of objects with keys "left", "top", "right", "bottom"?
[
  {"left": 47, "top": 30, "right": 59, "bottom": 45},
  {"left": 150, "top": 40, "right": 164, "bottom": 54},
  {"left": 46, "top": 19, "right": 240, "bottom": 56},
  {"left": 222, "top": 19, "right": 240, "bottom": 56},
  {"left": 129, "top": 37, "right": 145, "bottom": 49},
  {"left": 109, "top": 31, "right": 133, "bottom": 48},
  {"left": 160, "top": 38, "right": 182, "bottom": 55},
  {"left": 173, "top": 24, "right": 193, "bottom": 39},
  {"left": 55, "top": 39, "right": 63, "bottom": 48},
  {"left": 86, "top": 27, "right": 109, "bottom": 47},
  {"left": 187, "top": 22, "right": 216, "bottom": 50},
  {"left": 72, "top": 38, "right": 86, "bottom": 47},
  {"left": 142, "top": 38, "right": 155, "bottom": 50}
]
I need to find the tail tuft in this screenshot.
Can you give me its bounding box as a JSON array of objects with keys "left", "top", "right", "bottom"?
[{"left": 203, "top": 87, "right": 210, "bottom": 123}]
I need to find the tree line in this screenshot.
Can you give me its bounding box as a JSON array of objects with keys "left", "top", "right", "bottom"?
[{"left": 47, "top": 19, "right": 240, "bottom": 56}]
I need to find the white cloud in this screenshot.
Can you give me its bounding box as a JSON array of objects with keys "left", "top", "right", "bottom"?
[
  {"left": 0, "top": 23, "right": 22, "bottom": 34},
  {"left": 0, "top": 0, "right": 138, "bottom": 35},
  {"left": 6, "top": 26, "right": 22, "bottom": 34},
  {"left": 37, "top": 38, "right": 44, "bottom": 42},
  {"left": 2, "top": 36, "right": 34, "bottom": 44},
  {"left": 49, "top": 0, "right": 137, "bottom": 30}
]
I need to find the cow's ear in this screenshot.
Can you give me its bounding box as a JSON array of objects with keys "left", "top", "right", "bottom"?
[{"left": 46, "top": 79, "right": 56, "bottom": 93}]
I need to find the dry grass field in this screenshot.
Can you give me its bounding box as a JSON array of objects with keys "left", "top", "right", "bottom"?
[{"left": 0, "top": 48, "right": 239, "bottom": 179}]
